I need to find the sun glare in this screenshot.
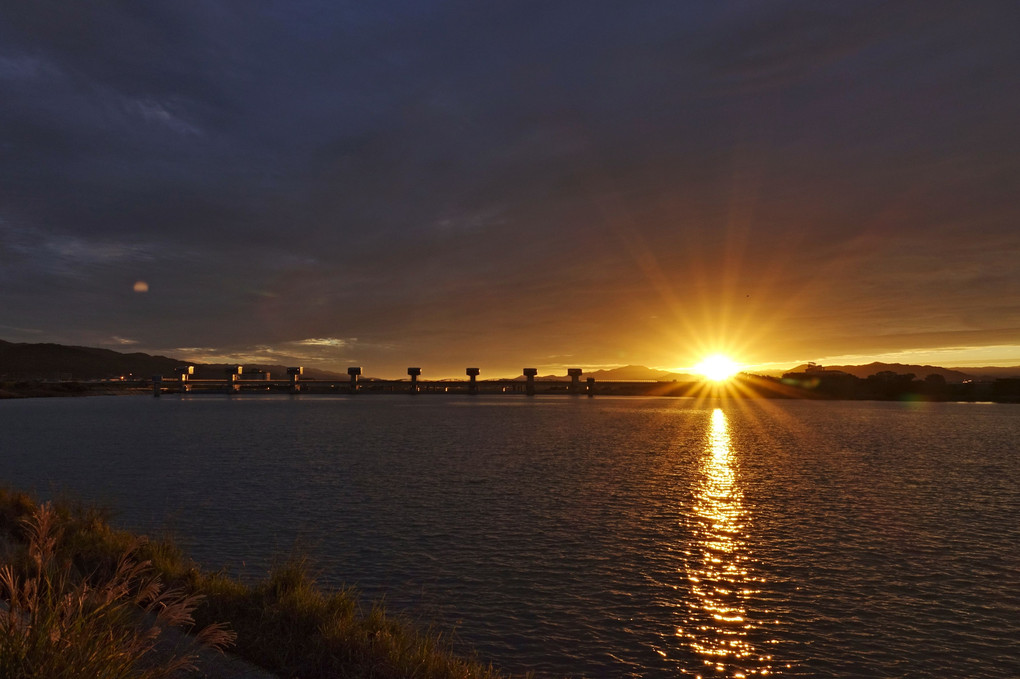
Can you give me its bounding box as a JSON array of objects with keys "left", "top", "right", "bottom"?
[{"left": 693, "top": 354, "right": 741, "bottom": 382}]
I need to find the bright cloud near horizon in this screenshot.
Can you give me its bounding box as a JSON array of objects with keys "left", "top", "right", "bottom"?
[{"left": 1, "top": 2, "right": 1017, "bottom": 379}]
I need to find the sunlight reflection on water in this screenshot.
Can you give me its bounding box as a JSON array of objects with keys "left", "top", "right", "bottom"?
[
  {"left": 680, "top": 408, "right": 772, "bottom": 678},
  {"left": 1, "top": 397, "right": 1017, "bottom": 677}
]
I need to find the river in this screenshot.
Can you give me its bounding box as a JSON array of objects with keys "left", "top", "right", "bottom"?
[{"left": 1, "top": 395, "right": 1017, "bottom": 677}]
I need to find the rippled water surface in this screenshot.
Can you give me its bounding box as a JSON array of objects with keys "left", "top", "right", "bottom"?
[{"left": 1, "top": 395, "right": 1018, "bottom": 677}]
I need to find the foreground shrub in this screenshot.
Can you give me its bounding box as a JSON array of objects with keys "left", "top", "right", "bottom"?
[
  {"left": 0, "top": 490, "right": 521, "bottom": 679},
  {"left": 188, "top": 558, "right": 512, "bottom": 679},
  {"left": 0, "top": 502, "right": 234, "bottom": 678}
]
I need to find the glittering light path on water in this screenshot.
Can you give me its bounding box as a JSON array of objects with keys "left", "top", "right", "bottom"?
[{"left": 679, "top": 408, "right": 773, "bottom": 677}]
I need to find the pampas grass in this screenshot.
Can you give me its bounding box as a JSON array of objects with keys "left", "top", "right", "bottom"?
[
  {"left": 0, "top": 500, "right": 234, "bottom": 678},
  {"left": 0, "top": 490, "right": 525, "bottom": 679},
  {"left": 187, "top": 557, "right": 513, "bottom": 679}
]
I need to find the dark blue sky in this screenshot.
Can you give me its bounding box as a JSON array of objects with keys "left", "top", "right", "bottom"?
[{"left": 2, "top": 1, "right": 1017, "bottom": 376}]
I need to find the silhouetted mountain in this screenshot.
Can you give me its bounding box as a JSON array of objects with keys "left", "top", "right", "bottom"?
[
  {"left": 788, "top": 362, "right": 973, "bottom": 383},
  {"left": 6, "top": 339, "right": 1017, "bottom": 386},
  {"left": 194, "top": 363, "right": 346, "bottom": 381},
  {"left": 0, "top": 340, "right": 347, "bottom": 381},
  {"left": 0, "top": 340, "right": 186, "bottom": 380},
  {"left": 514, "top": 365, "right": 696, "bottom": 381},
  {"left": 582, "top": 365, "right": 695, "bottom": 381},
  {"left": 948, "top": 366, "right": 1020, "bottom": 380}
]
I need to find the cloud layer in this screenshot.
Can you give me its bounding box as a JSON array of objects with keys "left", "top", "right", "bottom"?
[{"left": 2, "top": 1, "right": 1018, "bottom": 376}]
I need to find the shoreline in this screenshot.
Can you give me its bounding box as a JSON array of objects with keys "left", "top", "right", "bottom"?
[
  {"left": 3, "top": 378, "right": 1019, "bottom": 403},
  {"left": 0, "top": 381, "right": 143, "bottom": 399},
  {"left": 0, "top": 488, "right": 519, "bottom": 679}
]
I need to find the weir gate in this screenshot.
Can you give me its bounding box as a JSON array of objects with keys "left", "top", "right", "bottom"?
[{"left": 152, "top": 366, "right": 694, "bottom": 398}]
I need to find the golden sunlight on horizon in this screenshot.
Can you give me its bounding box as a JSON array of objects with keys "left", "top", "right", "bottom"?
[{"left": 692, "top": 354, "right": 742, "bottom": 382}]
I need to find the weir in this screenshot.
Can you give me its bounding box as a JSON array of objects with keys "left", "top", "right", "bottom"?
[
  {"left": 568, "top": 368, "right": 582, "bottom": 394},
  {"left": 523, "top": 368, "right": 538, "bottom": 396},
  {"left": 175, "top": 365, "right": 194, "bottom": 393},
  {"left": 287, "top": 366, "right": 303, "bottom": 393},
  {"left": 225, "top": 365, "right": 242, "bottom": 394},
  {"left": 143, "top": 366, "right": 693, "bottom": 397}
]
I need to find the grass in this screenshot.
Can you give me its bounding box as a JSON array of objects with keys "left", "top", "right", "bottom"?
[
  {"left": 0, "top": 489, "right": 521, "bottom": 679},
  {"left": 0, "top": 492, "right": 233, "bottom": 678}
]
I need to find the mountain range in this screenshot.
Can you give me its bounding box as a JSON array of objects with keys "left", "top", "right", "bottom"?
[
  {"left": 522, "top": 365, "right": 696, "bottom": 381},
  {"left": 777, "top": 362, "right": 1020, "bottom": 382},
  {"left": 781, "top": 362, "right": 978, "bottom": 382},
  {"left": 1, "top": 339, "right": 1018, "bottom": 383},
  {"left": 0, "top": 340, "right": 347, "bottom": 381}
]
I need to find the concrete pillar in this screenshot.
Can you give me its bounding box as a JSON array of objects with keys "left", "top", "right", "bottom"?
[
  {"left": 523, "top": 368, "right": 538, "bottom": 396},
  {"left": 466, "top": 368, "right": 480, "bottom": 394},
  {"left": 408, "top": 367, "right": 421, "bottom": 394},
  {"left": 568, "top": 368, "right": 583, "bottom": 394},
  {"left": 347, "top": 367, "right": 361, "bottom": 393},
  {"left": 287, "top": 366, "right": 303, "bottom": 393},
  {"left": 174, "top": 366, "right": 194, "bottom": 393},
  {"left": 152, "top": 375, "right": 162, "bottom": 398},
  {"left": 586, "top": 377, "right": 596, "bottom": 398},
  {"left": 226, "top": 365, "right": 242, "bottom": 394}
]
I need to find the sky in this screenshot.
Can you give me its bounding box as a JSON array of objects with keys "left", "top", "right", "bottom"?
[{"left": 1, "top": 1, "right": 1018, "bottom": 378}]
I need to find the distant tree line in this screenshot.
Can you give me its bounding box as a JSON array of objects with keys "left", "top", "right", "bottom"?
[{"left": 768, "top": 369, "right": 1020, "bottom": 403}]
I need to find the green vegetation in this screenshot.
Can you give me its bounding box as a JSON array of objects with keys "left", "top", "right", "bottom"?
[
  {"left": 181, "top": 561, "right": 512, "bottom": 679},
  {"left": 0, "top": 491, "right": 233, "bottom": 678},
  {"left": 0, "top": 489, "right": 519, "bottom": 679}
]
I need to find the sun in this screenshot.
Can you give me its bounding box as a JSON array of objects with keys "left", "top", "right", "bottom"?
[{"left": 693, "top": 354, "right": 741, "bottom": 382}]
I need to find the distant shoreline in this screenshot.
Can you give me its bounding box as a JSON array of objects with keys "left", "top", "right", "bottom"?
[
  {"left": 2, "top": 377, "right": 1019, "bottom": 403},
  {"left": 0, "top": 381, "right": 140, "bottom": 399}
]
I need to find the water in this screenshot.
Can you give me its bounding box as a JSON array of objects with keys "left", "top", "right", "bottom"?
[{"left": 0, "top": 395, "right": 1017, "bottom": 677}]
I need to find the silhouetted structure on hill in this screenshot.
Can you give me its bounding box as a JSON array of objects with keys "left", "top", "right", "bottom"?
[
  {"left": 781, "top": 365, "right": 858, "bottom": 399},
  {"left": 776, "top": 365, "right": 1005, "bottom": 401}
]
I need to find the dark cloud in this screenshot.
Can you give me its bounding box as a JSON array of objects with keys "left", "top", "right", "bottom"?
[{"left": 1, "top": 1, "right": 1018, "bottom": 375}]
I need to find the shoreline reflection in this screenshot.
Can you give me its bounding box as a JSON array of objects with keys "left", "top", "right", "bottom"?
[{"left": 679, "top": 408, "right": 772, "bottom": 677}]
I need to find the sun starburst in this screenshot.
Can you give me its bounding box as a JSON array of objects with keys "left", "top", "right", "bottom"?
[{"left": 693, "top": 354, "right": 741, "bottom": 382}]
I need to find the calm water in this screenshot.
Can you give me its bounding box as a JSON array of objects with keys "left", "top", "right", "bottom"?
[{"left": 1, "top": 395, "right": 1017, "bottom": 677}]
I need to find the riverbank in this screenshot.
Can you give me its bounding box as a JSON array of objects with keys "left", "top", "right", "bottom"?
[
  {"left": 0, "top": 381, "right": 143, "bottom": 399},
  {"left": 0, "top": 489, "right": 518, "bottom": 679},
  {"left": 4, "top": 375, "right": 1019, "bottom": 402}
]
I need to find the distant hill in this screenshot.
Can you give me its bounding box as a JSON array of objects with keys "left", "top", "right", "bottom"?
[
  {"left": 786, "top": 362, "right": 974, "bottom": 383},
  {"left": 516, "top": 365, "right": 696, "bottom": 381},
  {"left": 5, "top": 339, "right": 1017, "bottom": 384},
  {"left": 948, "top": 366, "right": 1020, "bottom": 380},
  {"left": 194, "top": 363, "right": 346, "bottom": 381},
  {"left": 0, "top": 340, "right": 186, "bottom": 381},
  {"left": 582, "top": 365, "right": 695, "bottom": 381},
  {"left": 0, "top": 340, "right": 346, "bottom": 381}
]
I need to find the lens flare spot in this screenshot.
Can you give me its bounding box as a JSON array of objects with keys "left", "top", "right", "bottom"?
[{"left": 133, "top": 280, "right": 149, "bottom": 293}]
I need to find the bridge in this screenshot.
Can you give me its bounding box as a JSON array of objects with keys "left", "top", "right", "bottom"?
[{"left": 152, "top": 366, "right": 699, "bottom": 398}]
